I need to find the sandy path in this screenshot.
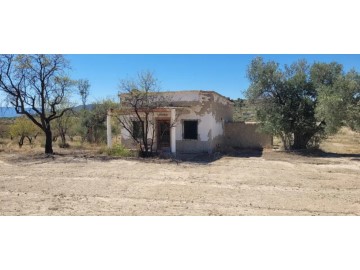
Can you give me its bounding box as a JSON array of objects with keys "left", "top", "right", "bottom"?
[{"left": 1, "top": 152, "right": 360, "bottom": 215}]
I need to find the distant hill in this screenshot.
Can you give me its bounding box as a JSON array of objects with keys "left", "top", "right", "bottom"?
[
  {"left": 75, "top": 104, "right": 95, "bottom": 111},
  {"left": 233, "top": 99, "right": 258, "bottom": 122},
  {"left": 0, "top": 104, "right": 95, "bottom": 118},
  {"left": 0, "top": 107, "right": 27, "bottom": 118}
]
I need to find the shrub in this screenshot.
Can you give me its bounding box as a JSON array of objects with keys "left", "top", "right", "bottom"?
[
  {"left": 9, "top": 116, "right": 40, "bottom": 148},
  {"left": 105, "top": 144, "right": 132, "bottom": 157}
]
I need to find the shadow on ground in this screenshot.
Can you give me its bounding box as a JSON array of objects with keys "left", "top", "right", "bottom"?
[
  {"left": 3, "top": 148, "right": 359, "bottom": 166},
  {"left": 289, "top": 149, "right": 360, "bottom": 159},
  {"left": 261, "top": 149, "right": 360, "bottom": 165},
  {"left": 175, "top": 148, "right": 263, "bottom": 164}
]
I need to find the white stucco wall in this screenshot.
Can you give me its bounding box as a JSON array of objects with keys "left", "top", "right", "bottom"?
[{"left": 120, "top": 112, "right": 168, "bottom": 141}]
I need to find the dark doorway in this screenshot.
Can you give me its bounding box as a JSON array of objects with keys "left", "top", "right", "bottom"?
[{"left": 157, "top": 120, "right": 170, "bottom": 150}]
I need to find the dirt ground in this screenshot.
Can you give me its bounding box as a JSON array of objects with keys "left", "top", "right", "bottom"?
[{"left": 1, "top": 141, "right": 360, "bottom": 216}]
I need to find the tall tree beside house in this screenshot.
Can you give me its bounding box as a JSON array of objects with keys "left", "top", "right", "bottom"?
[
  {"left": 0, "top": 54, "right": 75, "bottom": 154},
  {"left": 246, "top": 57, "right": 322, "bottom": 150},
  {"left": 246, "top": 57, "right": 360, "bottom": 150},
  {"left": 116, "top": 71, "right": 164, "bottom": 157}
]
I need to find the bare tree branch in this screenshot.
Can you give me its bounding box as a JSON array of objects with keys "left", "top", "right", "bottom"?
[
  {"left": 0, "top": 54, "right": 75, "bottom": 154},
  {"left": 117, "top": 71, "right": 168, "bottom": 157}
]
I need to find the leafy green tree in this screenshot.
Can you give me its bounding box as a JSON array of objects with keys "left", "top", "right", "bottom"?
[
  {"left": 0, "top": 54, "right": 75, "bottom": 154},
  {"left": 246, "top": 57, "right": 360, "bottom": 150},
  {"left": 347, "top": 101, "right": 360, "bottom": 132},
  {"left": 9, "top": 116, "right": 40, "bottom": 147},
  {"left": 246, "top": 57, "right": 323, "bottom": 149},
  {"left": 77, "top": 99, "right": 118, "bottom": 144},
  {"left": 312, "top": 63, "right": 360, "bottom": 133}
]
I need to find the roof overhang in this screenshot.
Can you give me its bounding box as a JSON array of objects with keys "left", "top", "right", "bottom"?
[{"left": 108, "top": 106, "right": 188, "bottom": 115}]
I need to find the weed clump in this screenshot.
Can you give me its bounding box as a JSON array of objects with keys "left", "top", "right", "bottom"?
[{"left": 102, "top": 144, "right": 133, "bottom": 157}]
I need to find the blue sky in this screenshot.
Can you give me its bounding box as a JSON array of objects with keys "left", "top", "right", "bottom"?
[{"left": 66, "top": 54, "right": 360, "bottom": 103}]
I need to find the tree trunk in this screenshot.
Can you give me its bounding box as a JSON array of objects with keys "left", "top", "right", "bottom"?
[
  {"left": 279, "top": 133, "right": 288, "bottom": 150},
  {"left": 292, "top": 132, "right": 309, "bottom": 150},
  {"left": 87, "top": 127, "right": 94, "bottom": 143},
  {"left": 18, "top": 136, "right": 24, "bottom": 148},
  {"left": 59, "top": 129, "right": 66, "bottom": 147},
  {"left": 45, "top": 128, "right": 53, "bottom": 154},
  {"left": 26, "top": 136, "right": 33, "bottom": 144},
  {"left": 60, "top": 133, "right": 66, "bottom": 146}
]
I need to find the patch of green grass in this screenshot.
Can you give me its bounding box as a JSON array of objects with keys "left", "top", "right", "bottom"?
[{"left": 102, "top": 144, "right": 133, "bottom": 157}]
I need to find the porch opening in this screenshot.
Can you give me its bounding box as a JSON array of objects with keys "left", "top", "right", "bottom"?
[{"left": 157, "top": 119, "right": 170, "bottom": 150}]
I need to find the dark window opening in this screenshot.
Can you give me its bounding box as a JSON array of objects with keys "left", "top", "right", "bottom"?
[
  {"left": 183, "top": 120, "right": 198, "bottom": 140},
  {"left": 132, "top": 121, "right": 143, "bottom": 139}
]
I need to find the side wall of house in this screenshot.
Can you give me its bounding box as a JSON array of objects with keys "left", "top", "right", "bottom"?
[
  {"left": 224, "top": 122, "right": 273, "bottom": 149},
  {"left": 209, "top": 93, "right": 233, "bottom": 151}
]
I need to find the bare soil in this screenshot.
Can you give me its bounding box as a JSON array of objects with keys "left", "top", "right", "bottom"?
[
  {"left": 0, "top": 153, "right": 359, "bottom": 216},
  {"left": 1, "top": 127, "right": 360, "bottom": 216}
]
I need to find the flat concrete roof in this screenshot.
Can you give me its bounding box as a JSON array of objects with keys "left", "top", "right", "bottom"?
[{"left": 119, "top": 90, "right": 234, "bottom": 104}]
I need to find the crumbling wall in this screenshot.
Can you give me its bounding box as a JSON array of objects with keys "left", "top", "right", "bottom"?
[
  {"left": 174, "top": 91, "right": 233, "bottom": 153},
  {"left": 209, "top": 94, "right": 233, "bottom": 151},
  {"left": 224, "top": 122, "right": 273, "bottom": 149}
]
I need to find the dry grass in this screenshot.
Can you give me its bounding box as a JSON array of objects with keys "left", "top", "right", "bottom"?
[
  {"left": 0, "top": 128, "right": 359, "bottom": 216},
  {"left": 0, "top": 135, "right": 103, "bottom": 155},
  {"left": 321, "top": 127, "right": 360, "bottom": 154}
]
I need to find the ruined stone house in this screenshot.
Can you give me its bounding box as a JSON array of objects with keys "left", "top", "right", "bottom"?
[{"left": 106, "top": 90, "right": 272, "bottom": 154}]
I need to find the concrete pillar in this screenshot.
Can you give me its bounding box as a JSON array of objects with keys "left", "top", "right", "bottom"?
[
  {"left": 107, "top": 110, "right": 112, "bottom": 148},
  {"left": 170, "top": 108, "right": 176, "bottom": 154}
]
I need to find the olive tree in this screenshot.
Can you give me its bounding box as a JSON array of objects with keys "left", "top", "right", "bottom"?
[
  {"left": 312, "top": 63, "right": 360, "bottom": 133},
  {"left": 246, "top": 57, "right": 360, "bottom": 150},
  {"left": 246, "top": 57, "right": 324, "bottom": 149}
]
